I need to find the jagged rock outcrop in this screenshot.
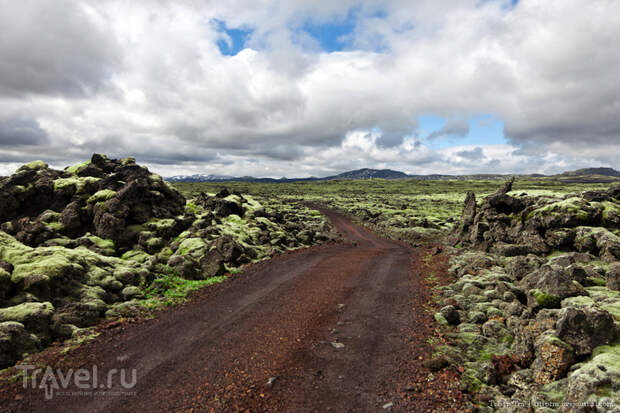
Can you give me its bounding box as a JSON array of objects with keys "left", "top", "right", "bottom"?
[
  {"left": 0, "top": 155, "right": 340, "bottom": 369},
  {"left": 555, "top": 307, "right": 615, "bottom": 356},
  {"left": 436, "top": 181, "right": 620, "bottom": 409},
  {"left": 0, "top": 154, "right": 186, "bottom": 250},
  {"left": 452, "top": 180, "right": 620, "bottom": 261},
  {"left": 461, "top": 191, "right": 477, "bottom": 230}
]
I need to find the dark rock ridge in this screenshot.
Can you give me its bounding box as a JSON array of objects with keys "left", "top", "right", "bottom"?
[
  {"left": 434, "top": 181, "right": 620, "bottom": 410},
  {"left": 0, "top": 154, "right": 185, "bottom": 250},
  {"left": 452, "top": 180, "right": 620, "bottom": 261},
  {"left": 0, "top": 155, "right": 339, "bottom": 369}
]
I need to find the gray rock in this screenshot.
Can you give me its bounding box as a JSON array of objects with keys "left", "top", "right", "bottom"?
[
  {"left": 121, "top": 286, "right": 144, "bottom": 301},
  {"left": 114, "top": 268, "right": 140, "bottom": 285},
  {"left": 505, "top": 255, "right": 545, "bottom": 281},
  {"left": 52, "top": 323, "right": 79, "bottom": 340},
  {"left": 606, "top": 263, "right": 620, "bottom": 291},
  {"left": 545, "top": 229, "right": 576, "bottom": 249},
  {"left": 511, "top": 311, "right": 558, "bottom": 357},
  {"left": 60, "top": 201, "right": 83, "bottom": 232},
  {"left": 52, "top": 301, "right": 107, "bottom": 328},
  {"left": 562, "top": 346, "right": 620, "bottom": 412},
  {"left": 168, "top": 255, "right": 202, "bottom": 280},
  {"left": 468, "top": 310, "right": 488, "bottom": 324},
  {"left": 461, "top": 192, "right": 477, "bottom": 228},
  {"left": 532, "top": 332, "right": 575, "bottom": 384},
  {"left": 199, "top": 248, "right": 226, "bottom": 279},
  {"left": 522, "top": 265, "right": 588, "bottom": 308},
  {"left": 462, "top": 283, "right": 483, "bottom": 297},
  {"left": 564, "top": 264, "right": 589, "bottom": 286},
  {"left": 0, "top": 321, "right": 39, "bottom": 369},
  {"left": 214, "top": 236, "right": 244, "bottom": 263},
  {"left": 0, "top": 267, "right": 11, "bottom": 301},
  {"left": 492, "top": 243, "right": 529, "bottom": 257},
  {"left": 99, "top": 276, "right": 124, "bottom": 293},
  {"left": 507, "top": 368, "right": 534, "bottom": 391},
  {"left": 555, "top": 307, "right": 615, "bottom": 356},
  {"left": 440, "top": 305, "right": 461, "bottom": 325},
  {"left": 506, "top": 302, "right": 524, "bottom": 317},
  {"left": 547, "top": 252, "right": 594, "bottom": 268},
  {"left": 0, "top": 302, "right": 54, "bottom": 338},
  {"left": 502, "top": 291, "right": 517, "bottom": 302},
  {"left": 482, "top": 319, "right": 510, "bottom": 341}
]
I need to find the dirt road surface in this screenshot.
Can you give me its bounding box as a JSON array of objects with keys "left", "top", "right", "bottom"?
[{"left": 0, "top": 209, "right": 466, "bottom": 412}]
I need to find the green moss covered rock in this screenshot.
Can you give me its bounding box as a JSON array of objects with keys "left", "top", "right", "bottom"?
[
  {"left": 0, "top": 321, "right": 39, "bottom": 369},
  {"left": 0, "top": 302, "right": 54, "bottom": 337}
]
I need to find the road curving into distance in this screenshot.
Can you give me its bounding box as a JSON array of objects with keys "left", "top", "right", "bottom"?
[{"left": 1, "top": 209, "right": 464, "bottom": 412}]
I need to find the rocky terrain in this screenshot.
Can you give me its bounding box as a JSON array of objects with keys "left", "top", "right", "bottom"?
[
  {"left": 0, "top": 155, "right": 338, "bottom": 370},
  {"left": 430, "top": 180, "right": 620, "bottom": 411}
]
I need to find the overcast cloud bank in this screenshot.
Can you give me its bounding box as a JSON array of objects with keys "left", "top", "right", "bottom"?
[{"left": 0, "top": 0, "right": 618, "bottom": 177}]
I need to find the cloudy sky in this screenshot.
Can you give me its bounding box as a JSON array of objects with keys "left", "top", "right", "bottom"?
[{"left": 0, "top": 0, "right": 618, "bottom": 178}]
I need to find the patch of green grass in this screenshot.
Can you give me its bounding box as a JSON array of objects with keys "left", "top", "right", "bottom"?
[{"left": 142, "top": 268, "right": 226, "bottom": 306}]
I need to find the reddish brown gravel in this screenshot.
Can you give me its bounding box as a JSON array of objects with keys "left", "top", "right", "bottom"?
[{"left": 0, "top": 209, "right": 467, "bottom": 412}]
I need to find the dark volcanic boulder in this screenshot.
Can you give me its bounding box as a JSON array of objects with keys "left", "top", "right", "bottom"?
[
  {"left": 532, "top": 332, "right": 575, "bottom": 384},
  {"left": 462, "top": 191, "right": 477, "bottom": 228},
  {"left": 0, "top": 321, "right": 39, "bottom": 369},
  {"left": 0, "top": 161, "right": 64, "bottom": 223},
  {"left": 505, "top": 254, "right": 545, "bottom": 281},
  {"left": 93, "top": 212, "right": 126, "bottom": 245},
  {"left": 491, "top": 242, "right": 529, "bottom": 257},
  {"left": 439, "top": 305, "right": 460, "bottom": 325},
  {"left": 522, "top": 265, "right": 587, "bottom": 309},
  {"left": 216, "top": 199, "right": 244, "bottom": 218},
  {"left": 195, "top": 191, "right": 245, "bottom": 218},
  {"left": 0, "top": 265, "right": 11, "bottom": 302},
  {"left": 606, "top": 263, "right": 620, "bottom": 291},
  {"left": 453, "top": 180, "right": 620, "bottom": 262},
  {"left": 0, "top": 154, "right": 186, "bottom": 249},
  {"left": 199, "top": 249, "right": 226, "bottom": 279},
  {"left": 51, "top": 301, "right": 106, "bottom": 329},
  {"left": 555, "top": 307, "right": 615, "bottom": 356},
  {"left": 60, "top": 201, "right": 84, "bottom": 233},
  {"left": 214, "top": 236, "right": 244, "bottom": 263},
  {"left": 0, "top": 302, "right": 54, "bottom": 342},
  {"left": 482, "top": 177, "right": 524, "bottom": 215}
]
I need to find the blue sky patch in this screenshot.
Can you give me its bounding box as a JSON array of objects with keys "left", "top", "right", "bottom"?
[
  {"left": 213, "top": 19, "right": 253, "bottom": 56},
  {"left": 419, "top": 114, "right": 507, "bottom": 149},
  {"left": 301, "top": 8, "right": 359, "bottom": 52}
]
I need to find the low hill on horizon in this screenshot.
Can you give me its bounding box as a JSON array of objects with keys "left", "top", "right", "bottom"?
[
  {"left": 165, "top": 166, "right": 620, "bottom": 183},
  {"left": 561, "top": 167, "right": 620, "bottom": 177}
]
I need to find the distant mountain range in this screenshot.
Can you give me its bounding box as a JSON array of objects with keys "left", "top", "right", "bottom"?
[
  {"left": 166, "top": 167, "right": 620, "bottom": 183},
  {"left": 166, "top": 168, "right": 442, "bottom": 182}
]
